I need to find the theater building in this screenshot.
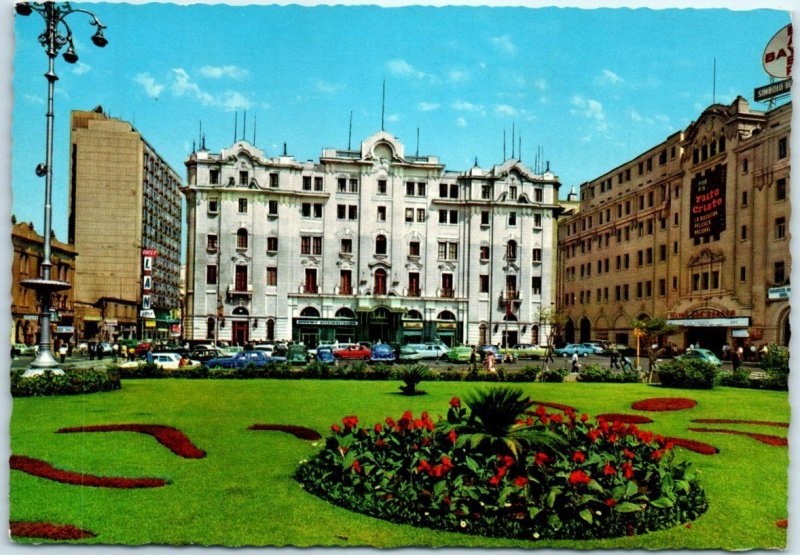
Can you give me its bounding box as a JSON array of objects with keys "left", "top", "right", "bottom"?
[
  {"left": 557, "top": 97, "right": 790, "bottom": 351},
  {"left": 182, "top": 131, "right": 562, "bottom": 347}
]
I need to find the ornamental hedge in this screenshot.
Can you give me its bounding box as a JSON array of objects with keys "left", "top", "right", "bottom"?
[
  {"left": 295, "top": 388, "right": 708, "bottom": 541},
  {"left": 657, "top": 359, "right": 719, "bottom": 389},
  {"left": 576, "top": 365, "right": 639, "bottom": 383},
  {"left": 11, "top": 368, "right": 121, "bottom": 397}
]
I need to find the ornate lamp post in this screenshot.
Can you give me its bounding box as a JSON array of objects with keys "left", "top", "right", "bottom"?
[{"left": 16, "top": 2, "right": 107, "bottom": 376}]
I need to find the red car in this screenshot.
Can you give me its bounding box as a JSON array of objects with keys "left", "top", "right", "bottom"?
[{"left": 333, "top": 344, "right": 371, "bottom": 360}]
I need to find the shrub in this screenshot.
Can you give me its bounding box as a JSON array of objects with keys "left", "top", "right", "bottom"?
[
  {"left": 719, "top": 369, "right": 753, "bottom": 388},
  {"left": 11, "top": 368, "right": 121, "bottom": 397},
  {"left": 393, "top": 364, "right": 430, "bottom": 395},
  {"left": 657, "top": 359, "right": 719, "bottom": 389},
  {"left": 540, "top": 367, "right": 569, "bottom": 382},
  {"left": 296, "top": 392, "right": 708, "bottom": 540},
  {"left": 760, "top": 344, "right": 789, "bottom": 391},
  {"left": 577, "top": 364, "right": 639, "bottom": 383}
]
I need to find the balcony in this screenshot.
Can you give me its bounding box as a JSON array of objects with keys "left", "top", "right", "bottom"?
[
  {"left": 227, "top": 283, "right": 253, "bottom": 297},
  {"left": 499, "top": 290, "right": 522, "bottom": 306},
  {"left": 440, "top": 288, "right": 455, "bottom": 299}
]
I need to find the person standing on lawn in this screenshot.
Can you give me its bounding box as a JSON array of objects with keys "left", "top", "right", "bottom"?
[{"left": 571, "top": 352, "right": 580, "bottom": 373}]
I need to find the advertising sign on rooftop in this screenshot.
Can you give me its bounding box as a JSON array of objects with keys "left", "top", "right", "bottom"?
[
  {"left": 763, "top": 24, "right": 793, "bottom": 78},
  {"left": 689, "top": 164, "right": 726, "bottom": 239}
]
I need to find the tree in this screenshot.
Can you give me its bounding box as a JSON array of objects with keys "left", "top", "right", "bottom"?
[
  {"left": 631, "top": 318, "right": 679, "bottom": 383},
  {"left": 537, "top": 306, "right": 568, "bottom": 377}
]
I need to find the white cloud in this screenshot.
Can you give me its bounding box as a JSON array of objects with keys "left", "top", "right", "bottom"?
[
  {"left": 491, "top": 35, "right": 517, "bottom": 55},
  {"left": 448, "top": 70, "right": 468, "bottom": 83},
  {"left": 220, "top": 91, "right": 252, "bottom": 111},
  {"left": 533, "top": 78, "right": 548, "bottom": 91},
  {"left": 580, "top": 136, "right": 592, "bottom": 142},
  {"left": 134, "top": 73, "right": 164, "bottom": 98},
  {"left": 452, "top": 100, "right": 484, "bottom": 113},
  {"left": 595, "top": 69, "right": 623, "bottom": 86},
  {"left": 316, "top": 80, "right": 345, "bottom": 94},
  {"left": 495, "top": 104, "right": 517, "bottom": 117},
  {"left": 21, "top": 93, "right": 44, "bottom": 105},
  {"left": 199, "top": 65, "right": 249, "bottom": 80},
  {"left": 456, "top": 116, "right": 467, "bottom": 128},
  {"left": 630, "top": 109, "right": 643, "bottom": 122},
  {"left": 72, "top": 61, "right": 91, "bottom": 75},
  {"left": 419, "top": 102, "right": 440, "bottom": 112},
  {"left": 386, "top": 59, "right": 426, "bottom": 79},
  {"left": 478, "top": 62, "right": 487, "bottom": 69},
  {"left": 170, "top": 68, "right": 215, "bottom": 105},
  {"left": 571, "top": 95, "right": 607, "bottom": 131},
  {"left": 387, "top": 113, "right": 400, "bottom": 123}
]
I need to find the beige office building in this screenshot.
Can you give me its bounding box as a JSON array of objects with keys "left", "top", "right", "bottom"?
[
  {"left": 557, "top": 97, "right": 790, "bottom": 351},
  {"left": 68, "top": 108, "right": 182, "bottom": 341}
]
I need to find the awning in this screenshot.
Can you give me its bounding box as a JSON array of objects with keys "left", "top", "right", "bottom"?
[{"left": 667, "top": 317, "right": 749, "bottom": 328}]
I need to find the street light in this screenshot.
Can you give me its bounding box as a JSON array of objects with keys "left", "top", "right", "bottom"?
[{"left": 16, "top": 2, "right": 107, "bottom": 376}]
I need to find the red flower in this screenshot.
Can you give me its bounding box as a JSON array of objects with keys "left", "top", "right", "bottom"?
[
  {"left": 572, "top": 451, "right": 586, "bottom": 463},
  {"left": 603, "top": 464, "right": 616, "bottom": 475},
  {"left": 331, "top": 424, "right": 341, "bottom": 433},
  {"left": 514, "top": 476, "right": 529, "bottom": 487},
  {"left": 441, "top": 455, "right": 453, "bottom": 469},
  {"left": 374, "top": 423, "right": 382, "bottom": 433},
  {"left": 588, "top": 429, "right": 602, "bottom": 443},
  {"left": 534, "top": 452, "right": 550, "bottom": 466},
  {"left": 416, "top": 459, "right": 431, "bottom": 473},
  {"left": 535, "top": 405, "right": 547, "bottom": 416},
  {"left": 448, "top": 429, "right": 458, "bottom": 444},
  {"left": 651, "top": 449, "right": 664, "bottom": 461},
  {"left": 342, "top": 416, "right": 359, "bottom": 430},
  {"left": 385, "top": 417, "right": 396, "bottom": 428},
  {"left": 450, "top": 397, "right": 461, "bottom": 408},
  {"left": 622, "top": 461, "right": 634, "bottom": 479},
  {"left": 488, "top": 475, "right": 501, "bottom": 486},
  {"left": 623, "top": 448, "right": 635, "bottom": 459},
  {"left": 551, "top": 414, "right": 563, "bottom": 424},
  {"left": 502, "top": 455, "right": 515, "bottom": 467},
  {"left": 605, "top": 498, "right": 617, "bottom": 507},
  {"left": 581, "top": 413, "right": 589, "bottom": 422},
  {"left": 525, "top": 417, "right": 534, "bottom": 426},
  {"left": 376, "top": 438, "right": 386, "bottom": 447},
  {"left": 352, "top": 460, "right": 362, "bottom": 473},
  {"left": 539, "top": 415, "right": 549, "bottom": 425},
  {"left": 568, "top": 470, "right": 591, "bottom": 485},
  {"left": 686, "top": 522, "right": 692, "bottom": 529}
]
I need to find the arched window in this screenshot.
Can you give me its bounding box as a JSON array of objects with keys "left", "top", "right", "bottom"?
[
  {"left": 237, "top": 228, "right": 248, "bottom": 249},
  {"left": 479, "top": 323, "right": 488, "bottom": 345},
  {"left": 375, "top": 235, "right": 387, "bottom": 255},
  {"left": 437, "top": 310, "right": 456, "bottom": 321},
  {"left": 506, "top": 240, "right": 517, "bottom": 260},
  {"left": 300, "top": 307, "right": 320, "bottom": 318},
  {"left": 404, "top": 309, "right": 423, "bottom": 320},
  {"left": 266, "top": 319, "right": 275, "bottom": 341},
  {"left": 531, "top": 325, "right": 539, "bottom": 345},
  {"left": 206, "top": 317, "right": 215, "bottom": 340},
  {"left": 232, "top": 306, "right": 249, "bottom": 316},
  {"left": 374, "top": 269, "right": 387, "bottom": 295},
  {"left": 335, "top": 307, "right": 355, "bottom": 319}
]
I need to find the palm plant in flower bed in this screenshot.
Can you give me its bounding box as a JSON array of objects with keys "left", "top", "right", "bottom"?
[{"left": 295, "top": 387, "right": 708, "bottom": 540}]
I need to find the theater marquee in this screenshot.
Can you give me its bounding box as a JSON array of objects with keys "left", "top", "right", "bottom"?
[{"left": 690, "top": 164, "right": 726, "bottom": 239}]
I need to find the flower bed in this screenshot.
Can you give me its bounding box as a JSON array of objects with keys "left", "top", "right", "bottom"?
[
  {"left": 57, "top": 424, "right": 206, "bottom": 459},
  {"left": 691, "top": 419, "right": 789, "bottom": 428},
  {"left": 248, "top": 424, "right": 322, "bottom": 440},
  {"left": 528, "top": 400, "right": 578, "bottom": 412},
  {"left": 631, "top": 398, "right": 697, "bottom": 412},
  {"left": 597, "top": 414, "right": 654, "bottom": 424},
  {"left": 663, "top": 437, "right": 719, "bottom": 455},
  {"left": 687, "top": 428, "right": 787, "bottom": 447},
  {"left": 10, "top": 455, "right": 167, "bottom": 488},
  {"left": 11, "top": 521, "right": 96, "bottom": 540},
  {"left": 296, "top": 390, "right": 708, "bottom": 541}
]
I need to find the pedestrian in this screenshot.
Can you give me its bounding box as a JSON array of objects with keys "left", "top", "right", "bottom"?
[
  {"left": 88, "top": 342, "right": 95, "bottom": 360},
  {"left": 146, "top": 347, "right": 154, "bottom": 365},
  {"left": 610, "top": 347, "right": 620, "bottom": 369},
  {"left": 749, "top": 344, "right": 757, "bottom": 362},
  {"left": 58, "top": 343, "right": 67, "bottom": 364},
  {"left": 721, "top": 344, "right": 730, "bottom": 360},
  {"left": 469, "top": 346, "right": 477, "bottom": 372},
  {"left": 731, "top": 347, "right": 741, "bottom": 371},
  {"left": 571, "top": 352, "right": 580, "bottom": 373},
  {"left": 545, "top": 344, "right": 555, "bottom": 363},
  {"left": 112, "top": 342, "right": 119, "bottom": 362},
  {"left": 484, "top": 351, "right": 495, "bottom": 372},
  {"left": 97, "top": 343, "right": 104, "bottom": 360}
]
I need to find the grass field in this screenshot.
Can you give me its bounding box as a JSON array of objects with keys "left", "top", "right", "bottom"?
[{"left": 9, "top": 379, "right": 789, "bottom": 548}]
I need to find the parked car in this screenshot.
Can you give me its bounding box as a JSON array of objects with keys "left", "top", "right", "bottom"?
[
  {"left": 581, "top": 342, "right": 605, "bottom": 355},
  {"left": 286, "top": 344, "right": 309, "bottom": 365},
  {"left": 397, "top": 345, "right": 422, "bottom": 362},
  {"left": 508, "top": 343, "right": 548, "bottom": 359},
  {"left": 678, "top": 348, "right": 722, "bottom": 367},
  {"left": 205, "top": 350, "right": 278, "bottom": 369},
  {"left": 479, "top": 345, "right": 514, "bottom": 363},
  {"left": 446, "top": 346, "right": 473, "bottom": 363},
  {"left": 334, "top": 344, "right": 371, "bottom": 361},
  {"left": 11, "top": 343, "right": 36, "bottom": 357},
  {"left": 554, "top": 343, "right": 596, "bottom": 357},
  {"left": 189, "top": 348, "right": 226, "bottom": 363},
  {"left": 254, "top": 343, "right": 275, "bottom": 357},
  {"left": 370, "top": 343, "right": 396, "bottom": 363},
  {"left": 220, "top": 346, "right": 244, "bottom": 356},
  {"left": 134, "top": 342, "right": 153, "bottom": 357},
  {"left": 601, "top": 343, "right": 635, "bottom": 357},
  {"left": 309, "top": 341, "right": 340, "bottom": 357},
  {"left": 315, "top": 347, "right": 336, "bottom": 364},
  {"left": 408, "top": 343, "right": 450, "bottom": 360},
  {"left": 150, "top": 352, "right": 200, "bottom": 370}
]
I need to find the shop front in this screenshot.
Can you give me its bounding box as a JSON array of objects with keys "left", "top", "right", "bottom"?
[
  {"left": 667, "top": 309, "right": 750, "bottom": 354},
  {"left": 293, "top": 317, "right": 358, "bottom": 347}
]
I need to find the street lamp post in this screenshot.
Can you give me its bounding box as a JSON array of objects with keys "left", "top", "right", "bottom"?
[{"left": 16, "top": 2, "right": 107, "bottom": 377}]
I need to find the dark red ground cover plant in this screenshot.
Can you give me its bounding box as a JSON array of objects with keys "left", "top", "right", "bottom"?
[
  {"left": 631, "top": 398, "right": 697, "bottom": 412},
  {"left": 527, "top": 400, "right": 578, "bottom": 412},
  {"left": 776, "top": 519, "right": 788, "bottom": 528},
  {"left": 597, "top": 414, "right": 654, "bottom": 424},
  {"left": 687, "top": 428, "right": 787, "bottom": 447},
  {"left": 663, "top": 437, "right": 719, "bottom": 455},
  {"left": 57, "top": 424, "right": 206, "bottom": 459},
  {"left": 10, "top": 455, "right": 167, "bottom": 488},
  {"left": 10, "top": 521, "right": 96, "bottom": 540},
  {"left": 691, "top": 419, "right": 789, "bottom": 428},
  {"left": 248, "top": 424, "right": 322, "bottom": 440}
]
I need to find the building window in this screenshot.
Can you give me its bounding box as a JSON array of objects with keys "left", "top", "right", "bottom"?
[
  {"left": 267, "top": 237, "right": 278, "bottom": 252},
  {"left": 482, "top": 185, "right": 492, "bottom": 200},
  {"left": 207, "top": 234, "right": 218, "bottom": 252},
  {"left": 270, "top": 173, "right": 279, "bottom": 188},
  {"left": 532, "top": 248, "right": 542, "bottom": 262},
  {"left": 508, "top": 212, "right": 517, "bottom": 226},
  {"left": 405, "top": 208, "right": 414, "bottom": 222},
  {"left": 377, "top": 206, "right": 387, "bottom": 221},
  {"left": 349, "top": 178, "right": 359, "bottom": 193},
  {"left": 480, "top": 246, "right": 490, "bottom": 260},
  {"left": 378, "top": 179, "right": 387, "bottom": 194},
  {"left": 481, "top": 210, "right": 489, "bottom": 225},
  {"left": 535, "top": 188, "right": 543, "bottom": 202},
  {"left": 741, "top": 225, "right": 747, "bottom": 240},
  {"left": 776, "top": 217, "right": 786, "bottom": 240},
  {"left": 239, "top": 171, "right": 248, "bottom": 185},
  {"left": 301, "top": 236, "right": 311, "bottom": 255},
  {"left": 775, "top": 261, "right": 786, "bottom": 284},
  {"left": 659, "top": 244, "right": 666, "bottom": 261},
  {"left": 658, "top": 279, "right": 666, "bottom": 296},
  {"left": 532, "top": 276, "right": 541, "bottom": 295},
  {"left": 673, "top": 241, "right": 678, "bottom": 255},
  {"left": 741, "top": 190, "right": 748, "bottom": 207},
  {"left": 305, "top": 268, "right": 318, "bottom": 294},
  {"left": 341, "top": 238, "right": 352, "bottom": 254},
  {"left": 534, "top": 214, "right": 542, "bottom": 228},
  {"left": 409, "top": 241, "right": 420, "bottom": 257},
  {"left": 408, "top": 272, "right": 420, "bottom": 296},
  {"left": 302, "top": 176, "right": 312, "bottom": 191},
  {"left": 208, "top": 199, "right": 219, "bottom": 214},
  {"left": 439, "top": 183, "right": 448, "bottom": 198},
  {"left": 636, "top": 282, "right": 643, "bottom": 299},
  {"left": 711, "top": 270, "right": 720, "bottom": 289},
  {"left": 776, "top": 178, "right": 787, "bottom": 201},
  {"left": 740, "top": 266, "right": 746, "bottom": 282},
  {"left": 206, "top": 264, "right": 217, "bottom": 285},
  {"left": 373, "top": 269, "right": 387, "bottom": 295},
  {"left": 672, "top": 276, "right": 678, "bottom": 290},
  {"left": 267, "top": 267, "right": 277, "bottom": 286},
  {"left": 301, "top": 203, "right": 312, "bottom": 217},
  {"left": 209, "top": 169, "right": 220, "bottom": 185},
  {"left": 479, "top": 274, "right": 489, "bottom": 293},
  {"left": 416, "top": 208, "right": 426, "bottom": 222},
  {"left": 646, "top": 247, "right": 653, "bottom": 264},
  {"left": 339, "top": 270, "right": 352, "bottom": 295},
  {"left": 438, "top": 241, "right": 458, "bottom": 261},
  {"left": 238, "top": 198, "right": 247, "bottom": 213},
  {"left": 348, "top": 205, "right": 358, "bottom": 220},
  {"left": 236, "top": 228, "right": 248, "bottom": 249},
  {"left": 417, "top": 182, "right": 426, "bottom": 196},
  {"left": 645, "top": 280, "right": 652, "bottom": 297},
  {"left": 313, "top": 236, "right": 322, "bottom": 255},
  {"left": 509, "top": 185, "right": 518, "bottom": 200},
  {"left": 506, "top": 240, "right": 517, "bottom": 260},
  {"left": 314, "top": 176, "right": 324, "bottom": 191},
  {"left": 268, "top": 200, "right": 278, "bottom": 216},
  {"left": 778, "top": 136, "right": 788, "bottom": 159},
  {"left": 615, "top": 285, "right": 621, "bottom": 301},
  {"left": 338, "top": 178, "right": 347, "bottom": 192},
  {"left": 405, "top": 181, "right": 415, "bottom": 196},
  {"left": 375, "top": 235, "right": 387, "bottom": 255},
  {"left": 441, "top": 273, "right": 454, "bottom": 298},
  {"left": 623, "top": 284, "right": 629, "bottom": 301}
]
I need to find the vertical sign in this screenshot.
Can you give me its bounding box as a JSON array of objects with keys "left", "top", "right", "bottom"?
[
  {"left": 690, "top": 164, "right": 727, "bottom": 239},
  {"left": 141, "top": 249, "right": 158, "bottom": 325},
  {"left": 143, "top": 275, "right": 152, "bottom": 291}
]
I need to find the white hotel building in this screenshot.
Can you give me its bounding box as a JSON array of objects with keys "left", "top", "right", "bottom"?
[{"left": 182, "top": 131, "right": 562, "bottom": 348}]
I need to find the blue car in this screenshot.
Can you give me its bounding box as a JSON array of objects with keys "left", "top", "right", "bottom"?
[
  {"left": 205, "top": 350, "right": 282, "bottom": 369},
  {"left": 315, "top": 346, "right": 336, "bottom": 364},
  {"left": 554, "top": 343, "right": 596, "bottom": 357},
  {"left": 370, "top": 343, "right": 396, "bottom": 363}
]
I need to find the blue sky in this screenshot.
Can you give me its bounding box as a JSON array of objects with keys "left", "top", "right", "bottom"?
[{"left": 11, "top": 3, "right": 790, "bottom": 241}]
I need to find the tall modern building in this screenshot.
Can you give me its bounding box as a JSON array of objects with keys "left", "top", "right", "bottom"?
[
  {"left": 182, "top": 131, "right": 562, "bottom": 347},
  {"left": 68, "top": 108, "right": 182, "bottom": 342},
  {"left": 557, "top": 97, "right": 791, "bottom": 350}
]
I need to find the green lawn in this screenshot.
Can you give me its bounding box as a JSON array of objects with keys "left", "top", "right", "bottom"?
[{"left": 10, "top": 379, "right": 789, "bottom": 548}]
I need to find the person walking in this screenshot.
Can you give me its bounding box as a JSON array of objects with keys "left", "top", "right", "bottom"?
[
  {"left": 731, "top": 346, "right": 741, "bottom": 371},
  {"left": 469, "top": 346, "right": 477, "bottom": 373},
  {"left": 545, "top": 344, "right": 555, "bottom": 363},
  {"left": 571, "top": 352, "right": 580, "bottom": 373},
  {"left": 609, "top": 347, "right": 620, "bottom": 369}
]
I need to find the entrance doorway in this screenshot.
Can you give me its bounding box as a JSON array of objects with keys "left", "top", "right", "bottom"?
[
  {"left": 369, "top": 307, "right": 392, "bottom": 343},
  {"left": 232, "top": 321, "right": 249, "bottom": 345},
  {"left": 502, "top": 330, "right": 518, "bottom": 348},
  {"left": 301, "top": 332, "right": 318, "bottom": 348},
  {"left": 564, "top": 319, "right": 575, "bottom": 344},
  {"left": 685, "top": 327, "right": 726, "bottom": 355},
  {"left": 579, "top": 317, "right": 591, "bottom": 343}
]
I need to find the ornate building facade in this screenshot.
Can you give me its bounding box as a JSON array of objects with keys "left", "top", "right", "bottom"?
[
  {"left": 557, "top": 98, "right": 791, "bottom": 350},
  {"left": 182, "top": 131, "right": 562, "bottom": 347}
]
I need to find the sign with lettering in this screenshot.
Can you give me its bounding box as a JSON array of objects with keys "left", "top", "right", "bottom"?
[
  {"left": 768, "top": 285, "right": 791, "bottom": 300},
  {"left": 689, "top": 164, "right": 726, "bottom": 239},
  {"left": 296, "top": 319, "right": 358, "bottom": 326},
  {"left": 755, "top": 78, "right": 792, "bottom": 102},
  {"left": 667, "top": 317, "right": 749, "bottom": 328},
  {"left": 143, "top": 256, "right": 153, "bottom": 272},
  {"left": 142, "top": 295, "right": 151, "bottom": 310},
  {"left": 143, "top": 275, "right": 152, "bottom": 291},
  {"left": 140, "top": 309, "right": 156, "bottom": 319},
  {"left": 763, "top": 24, "right": 793, "bottom": 78},
  {"left": 142, "top": 248, "right": 159, "bottom": 258}
]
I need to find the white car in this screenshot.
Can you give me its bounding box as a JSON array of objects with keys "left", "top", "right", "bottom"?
[
  {"left": 254, "top": 344, "right": 275, "bottom": 356},
  {"left": 408, "top": 343, "right": 450, "bottom": 360},
  {"left": 119, "top": 352, "right": 199, "bottom": 370}
]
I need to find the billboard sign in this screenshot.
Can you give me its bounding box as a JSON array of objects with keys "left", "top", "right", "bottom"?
[
  {"left": 763, "top": 24, "right": 793, "bottom": 78},
  {"left": 690, "top": 164, "right": 726, "bottom": 239},
  {"left": 755, "top": 78, "right": 792, "bottom": 102}
]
